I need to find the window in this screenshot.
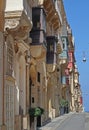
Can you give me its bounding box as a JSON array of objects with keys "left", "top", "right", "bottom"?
[
  {"left": 50, "top": 44, "right": 54, "bottom": 51},
  {"left": 37, "top": 72, "right": 40, "bottom": 82},
  {"left": 63, "top": 43, "right": 65, "bottom": 49},
  {"left": 32, "top": 97, "right": 34, "bottom": 103},
  {"left": 62, "top": 38, "right": 66, "bottom": 49}
]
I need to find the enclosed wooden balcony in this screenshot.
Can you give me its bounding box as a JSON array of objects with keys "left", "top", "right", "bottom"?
[
  {"left": 30, "top": 30, "right": 46, "bottom": 59},
  {"left": 67, "top": 26, "right": 75, "bottom": 52},
  {"left": 46, "top": 36, "right": 57, "bottom": 72},
  {"left": 57, "top": 36, "right": 63, "bottom": 54},
  {"left": 59, "top": 50, "right": 68, "bottom": 69},
  {"left": 61, "top": 76, "right": 66, "bottom": 85},
  {"left": 59, "top": 36, "right": 68, "bottom": 68},
  {"left": 32, "top": 7, "right": 46, "bottom": 32},
  {"left": 30, "top": 30, "right": 46, "bottom": 45},
  {"left": 61, "top": 76, "right": 69, "bottom": 88},
  {"left": 30, "top": 7, "right": 47, "bottom": 59}
]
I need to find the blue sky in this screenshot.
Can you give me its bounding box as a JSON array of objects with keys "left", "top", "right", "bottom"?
[{"left": 63, "top": 0, "right": 89, "bottom": 111}]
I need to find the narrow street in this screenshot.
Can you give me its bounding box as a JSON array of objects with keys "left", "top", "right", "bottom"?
[
  {"left": 38, "top": 112, "right": 89, "bottom": 130},
  {"left": 0, "top": 1, "right": 89, "bottom": 130},
  {"left": 55, "top": 112, "right": 89, "bottom": 130}
]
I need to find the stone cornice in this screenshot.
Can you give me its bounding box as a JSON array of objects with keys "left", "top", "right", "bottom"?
[
  {"left": 18, "top": 40, "right": 30, "bottom": 54},
  {"left": 5, "top": 10, "right": 32, "bottom": 30}
]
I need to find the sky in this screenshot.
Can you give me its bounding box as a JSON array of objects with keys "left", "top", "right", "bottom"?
[{"left": 63, "top": 0, "right": 89, "bottom": 112}]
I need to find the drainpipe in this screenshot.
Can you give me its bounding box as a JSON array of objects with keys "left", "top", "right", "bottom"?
[
  {"left": 1, "top": 32, "right": 6, "bottom": 130},
  {"left": 24, "top": 51, "right": 30, "bottom": 130},
  {"left": 0, "top": 2, "right": 6, "bottom": 128},
  {"left": 2, "top": 33, "right": 5, "bottom": 125}
]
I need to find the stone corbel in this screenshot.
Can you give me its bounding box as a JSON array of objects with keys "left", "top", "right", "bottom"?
[
  {"left": 5, "top": 10, "right": 32, "bottom": 43},
  {"left": 5, "top": 10, "right": 32, "bottom": 30},
  {"left": 17, "top": 40, "right": 30, "bottom": 55},
  {"left": 5, "top": 24, "right": 31, "bottom": 44}
]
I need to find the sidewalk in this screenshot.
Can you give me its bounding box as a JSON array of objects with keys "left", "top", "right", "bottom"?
[{"left": 37, "top": 112, "right": 75, "bottom": 130}]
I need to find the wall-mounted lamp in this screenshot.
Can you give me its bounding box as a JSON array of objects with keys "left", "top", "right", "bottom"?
[{"left": 82, "top": 51, "right": 86, "bottom": 62}]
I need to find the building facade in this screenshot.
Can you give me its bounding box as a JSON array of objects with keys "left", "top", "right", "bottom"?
[{"left": 0, "top": 0, "right": 82, "bottom": 130}]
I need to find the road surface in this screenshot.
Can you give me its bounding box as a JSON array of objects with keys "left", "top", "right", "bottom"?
[{"left": 55, "top": 112, "right": 89, "bottom": 130}]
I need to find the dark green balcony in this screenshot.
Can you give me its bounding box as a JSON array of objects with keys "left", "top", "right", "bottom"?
[
  {"left": 46, "top": 36, "right": 57, "bottom": 64},
  {"left": 30, "top": 30, "right": 46, "bottom": 47},
  {"left": 46, "top": 36, "right": 57, "bottom": 72},
  {"left": 32, "top": 7, "right": 46, "bottom": 32}
]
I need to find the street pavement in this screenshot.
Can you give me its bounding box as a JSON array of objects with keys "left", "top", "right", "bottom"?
[
  {"left": 55, "top": 112, "right": 85, "bottom": 130},
  {"left": 37, "top": 112, "right": 75, "bottom": 130},
  {"left": 85, "top": 112, "right": 89, "bottom": 130},
  {"left": 37, "top": 112, "right": 89, "bottom": 130}
]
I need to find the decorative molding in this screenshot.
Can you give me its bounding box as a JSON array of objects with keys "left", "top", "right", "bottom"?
[
  {"left": 5, "top": 10, "right": 32, "bottom": 28},
  {"left": 5, "top": 23, "right": 31, "bottom": 45},
  {"left": 5, "top": 10, "right": 32, "bottom": 37},
  {"left": 17, "top": 40, "right": 30, "bottom": 55},
  {"left": 6, "top": 75, "right": 15, "bottom": 83},
  {"left": 5, "top": 18, "right": 20, "bottom": 29}
]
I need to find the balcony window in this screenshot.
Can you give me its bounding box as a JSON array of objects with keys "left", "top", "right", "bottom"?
[
  {"left": 61, "top": 76, "right": 66, "bottom": 85},
  {"left": 46, "top": 36, "right": 57, "bottom": 52},
  {"left": 66, "top": 77, "right": 69, "bottom": 85},
  {"left": 59, "top": 50, "right": 68, "bottom": 59},
  {"left": 32, "top": 7, "right": 46, "bottom": 32},
  {"left": 62, "top": 37, "right": 67, "bottom": 50},
  {"left": 30, "top": 30, "right": 46, "bottom": 46},
  {"left": 32, "top": 97, "right": 34, "bottom": 103},
  {"left": 46, "top": 36, "right": 57, "bottom": 64},
  {"left": 37, "top": 72, "right": 40, "bottom": 83},
  {"left": 46, "top": 52, "right": 56, "bottom": 64},
  {"left": 61, "top": 76, "right": 69, "bottom": 85}
]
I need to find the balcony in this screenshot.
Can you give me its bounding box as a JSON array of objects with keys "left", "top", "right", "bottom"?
[
  {"left": 67, "top": 26, "right": 75, "bottom": 52},
  {"left": 46, "top": 52, "right": 56, "bottom": 64},
  {"left": 57, "top": 35, "right": 63, "bottom": 54},
  {"left": 43, "top": 0, "right": 61, "bottom": 30},
  {"left": 30, "top": 7, "right": 47, "bottom": 59},
  {"left": 30, "top": 30, "right": 46, "bottom": 46},
  {"left": 59, "top": 50, "right": 68, "bottom": 68},
  {"left": 46, "top": 36, "right": 57, "bottom": 64},
  {"left": 46, "top": 36, "right": 57, "bottom": 72},
  {"left": 59, "top": 36, "right": 68, "bottom": 68},
  {"left": 61, "top": 76, "right": 66, "bottom": 88},
  {"left": 32, "top": 7, "right": 46, "bottom": 32},
  {"left": 30, "top": 30, "right": 46, "bottom": 59},
  {"left": 61, "top": 76, "right": 69, "bottom": 88}
]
